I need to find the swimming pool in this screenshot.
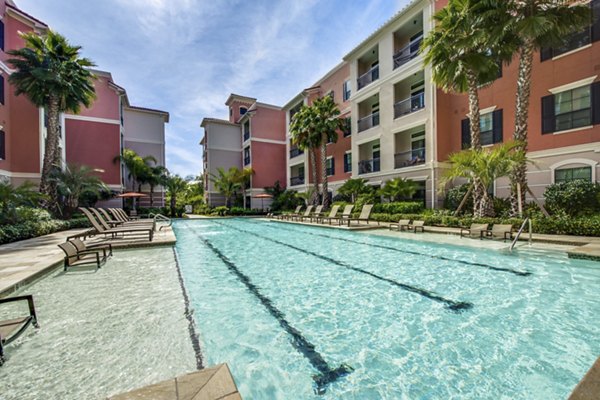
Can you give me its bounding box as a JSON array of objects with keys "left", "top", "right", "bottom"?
[{"left": 174, "top": 218, "right": 600, "bottom": 399}]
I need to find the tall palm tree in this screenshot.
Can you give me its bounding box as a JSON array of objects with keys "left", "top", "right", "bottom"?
[
  {"left": 209, "top": 167, "right": 241, "bottom": 208},
  {"left": 379, "top": 178, "right": 418, "bottom": 202},
  {"left": 7, "top": 30, "right": 96, "bottom": 204},
  {"left": 290, "top": 104, "right": 322, "bottom": 206},
  {"left": 164, "top": 174, "right": 189, "bottom": 217},
  {"left": 440, "top": 141, "right": 527, "bottom": 217},
  {"left": 145, "top": 165, "right": 168, "bottom": 207},
  {"left": 422, "top": 0, "right": 511, "bottom": 213},
  {"left": 114, "top": 149, "right": 157, "bottom": 192},
  {"left": 498, "top": 0, "right": 591, "bottom": 214},
  {"left": 232, "top": 167, "right": 254, "bottom": 209}
]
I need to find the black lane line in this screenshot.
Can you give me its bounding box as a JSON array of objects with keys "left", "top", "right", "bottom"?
[
  {"left": 258, "top": 220, "right": 531, "bottom": 277},
  {"left": 172, "top": 247, "right": 204, "bottom": 370},
  {"left": 210, "top": 220, "right": 473, "bottom": 312},
  {"left": 197, "top": 235, "right": 352, "bottom": 395}
]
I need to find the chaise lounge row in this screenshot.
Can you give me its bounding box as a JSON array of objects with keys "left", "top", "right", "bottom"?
[{"left": 272, "top": 204, "right": 378, "bottom": 227}]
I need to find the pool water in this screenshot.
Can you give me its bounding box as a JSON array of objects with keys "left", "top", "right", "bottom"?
[
  {"left": 0, "top": 248, "right": 196, "bottom": 400},
  {"left": 174, "top": 218, "right": 600, "bottom": 399}
]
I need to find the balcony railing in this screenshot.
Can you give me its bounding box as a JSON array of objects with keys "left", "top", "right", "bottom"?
[
  {"left": 358, "top": 158, "right": 381, "bottom": 175},
  {"left": 357, "top": 111, "right": 380, "bottom": 133},
  {"left": 394, "top": 148, "right": 425, "bottom": 169},
  {"left": 290, "top": 176, "right": 305, "bottom": 186},
  {"left": 244, "top": 156, "right": 250, "bottom": 165},
  {"left": 289, "top": 147, "right": 304, "bottom": 158},
  {"left": 243, "top": 131, "right": 250, "bottom": 141},
  {"left": 393, "top": 35, "right": 423, "bottom": 69},
  {"left": 357, "top": 65, "right": 379, "bottom": 90},
  {"left": 394, "top": 92, "right": 425, "bottom": 119}
]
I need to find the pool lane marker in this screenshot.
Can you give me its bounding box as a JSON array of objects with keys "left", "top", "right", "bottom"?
[
  {"left": 211, "top": 221, "right": 473, "bottom": 312},
  {"left": 197, "top": 235, "right": 352, "bottom": 395},
  {"left": 261, "top": 220, "right": 531, "bottom": 277},
  {"left": 172, "top": 247, "right": 204, "bottom": 370}
]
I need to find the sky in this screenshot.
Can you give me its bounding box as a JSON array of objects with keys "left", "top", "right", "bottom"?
[{"left": 18, "top": 0, "right": 412, "bottom": 177}]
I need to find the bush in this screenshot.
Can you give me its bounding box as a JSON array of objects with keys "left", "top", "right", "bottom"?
[
  {"left": 373, "top": 202, "right": 424, "bottom": 214},
  {"left": 210, "top": 206, "right": 228, "bottom": 216},
  {"left": 0, "top": 217, "right": 90, "bottom": 245},
  {"left": 16, "top": 207, "right": 52, "bottom": 222},
  {"left": 194, "top": 204, "right": 212, "bottom": 215},
  {"left": 332, "top": 193, "right": 351, "bottom": 203},
  {"left": 544, "top": 180, "right": 600, "bottom": 216},
  {"left": 443, "top": 184, "right": 472, "bottom": 214}
]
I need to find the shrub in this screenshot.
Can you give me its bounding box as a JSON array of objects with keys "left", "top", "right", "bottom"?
[
  {"left": 332, "top": 193, "right": 351, "bottom": 203},
  {"left": 373, "top": 202, "right": 424, "bottom": 214},
  {"left": 0, "top": 217, "right": 90, "bottom": 245},
  {"left": 16, "top": 207, "right": 52, "bottom": 222},
  {"left": 194, "top": 204, "right": 212, "bottom": 215},
  {"left": 210, "top": 206, "right": 228, "bottom": 216},
  {"left": 544, "top": 180, "right": 600, "bottom": 216},
  {"left": 443, "top": 184, "right": 472, "bottom": 214}
]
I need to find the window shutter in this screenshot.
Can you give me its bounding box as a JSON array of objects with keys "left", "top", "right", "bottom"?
[
  {"left": 541, "top": 95, "right": 556, "bottom": 134},
  {"left": 592, "top": 81, "right": 600, "bottom": 125},
  {"left": 492, "top": 109, "right": 503, "bottom": 143},
  {"left": 331, "top": 158, "right": 335, "bottom": 176},
  {"left": 0, "top": 130, "right": 5, "bottom": 160},
  {"left": 592, "top": 0, "right": 600, "bottom": 43},
  {"left": 0, "top": 75, "right": 4, "bottom": 106},
  {"left": 0, "top": 20, "right": 4, "bottom": 52},
  {"left": 540, "top": 47, "right": 553, "bottom": 62},
  {"left": 461, "top": 118, "right": 470, "bottom": 149}
]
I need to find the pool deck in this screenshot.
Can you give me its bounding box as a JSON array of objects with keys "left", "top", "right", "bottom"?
[
  {"left": 569, "top": 357, "right": 600, "bottom": 400},
  {"left": 0, "top": 226, "right": 176, "bottom": 298},
  {"left": 108, "top": 364, "right": 241, "bottom": 400}
]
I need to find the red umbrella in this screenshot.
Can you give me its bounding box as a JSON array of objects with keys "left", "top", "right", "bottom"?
[
  {"left": 252, "top": 193, "right": 273, "bottom": 210},
  {"left": 116, "top": 192, "right": 148, "bottom": 212}
]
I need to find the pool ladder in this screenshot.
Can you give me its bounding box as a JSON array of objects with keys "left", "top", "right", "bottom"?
[
  {"left": 149, "top": 213, "right": 173, "bottom": 230},
  {"left": 509, "top": 218, "right": 532, "bottom": 252}
]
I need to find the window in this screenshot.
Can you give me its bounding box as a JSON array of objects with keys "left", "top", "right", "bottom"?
[
  {"left": 555, "top": 166, "right": 592, "bottom": 183},
  {"left": 344, "top": 153, "right": 352, "bottom": 173},
  {"left": 461, "top": 109, "right": 503, "bottom": 149},
  {"left": 0, "top": 130, "right": 5, "bottom": 160},
  {"left": 542, "top": 83, "right": 599, "bottom": 134},
  {"left": 326, "top": 158, "right": 335, "bottom": 176},
  {"left": 240, "top": 107, "right": 247, "bottom": 115},
  {"left": 243, "top": 147, "right": 250, "bottom": 166},
  {"left": 343, "top": 80, "right": 351, "bottom": 101},
  {"left": 243, "top": 121, "right": 250, "bottom": 141},
  {"left": 342, "top": 117, "right": 351, "bottom": 137}
]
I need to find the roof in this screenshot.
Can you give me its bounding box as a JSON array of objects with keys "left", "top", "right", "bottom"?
[
  {"left": 6, "top": 3, "right": 48, "bottom": 28},
  {"left": 126, "top": 105, "right": 170, "bottom": 122},
  {"left": 224, "top": 93, "right": 257, "bottom": 106},
  {"left": 200, "top": 117, "right": 239, "bottom": 128},
  {"left": 343, "top": 0, "right": 422, "bottom": 61},
  {"left": 282, "top": 92, "right": 305, "bottom": 111}
]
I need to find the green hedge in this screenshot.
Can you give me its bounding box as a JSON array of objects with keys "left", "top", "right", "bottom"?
[
  {"left": 0, "top": 217, "right": 91, "bottom": 245},
  {"left": 373, "top": 202, "right": 424, "bottom": 214}
]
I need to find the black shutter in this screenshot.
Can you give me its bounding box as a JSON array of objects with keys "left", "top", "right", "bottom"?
[
  {"left": 592, "top": 0, "right": 600, "bottom": 43},
  {"left": 0, "top": 75, "right": 4, "bottom": 106},
  {"left": 541, "top": 94, "right": 556, "bottom": 134},
  {"left": 540, "top": 47, "right": 553, "bottom": 62},
  {"left": 592, "top": 81, "right": 600, "bottom": 125},
  {"left": 331, "top": 157, "right": 335, "bottom": 176},
  {"left": 0, "top": 20, "right": 4, "bottom": 52},
  {"left": 492, "top": 109, "right": 503, "bottom": 143},
  {"left": 0, "top": 130, "right": 5, "bottom": 160},
  {"left": 461, "top": 118, "right": 470, "bottom": 149}
]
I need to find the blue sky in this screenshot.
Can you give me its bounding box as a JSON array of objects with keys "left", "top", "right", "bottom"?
[{"left": 19, "top": 0, "right": 411, "bottom": 177}]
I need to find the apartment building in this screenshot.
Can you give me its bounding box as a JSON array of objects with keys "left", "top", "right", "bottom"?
[
  {"left": 0, "top": 0, "right": 169, "bottom": 207},
  {"left": 283, "top": 62, "right": 352, "bottom": 199},
  {"left": 201, "top": 94, "right": 286, "bottom": 208}
]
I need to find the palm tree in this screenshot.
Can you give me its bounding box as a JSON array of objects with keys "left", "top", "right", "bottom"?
[
  {"left": 164, "top": 174, "right": 189, "bottom": 217},
  {"left": 422, "top": 0, "right": 511, "bottom": 212},
  {"left": 290, "top": 105, "right": 322, "bottom": 206},
  {"left": 0, "top": 181, "right": 45, "bottom": 224},
  {"left": 337, "top": 178, "right": 372, "bottom": 203},
  {"left": 48, "top": 163, "right": 108, "bottom": 219},
  {"left": 7, "top": 30, "right": 96, "bottom": 205},
  {"left": 114, "top": 149, "right": 157, "bottom": 192},
  {"left": 297, "top": 188, "right": 316, "bottom": 206},
  {"left": 232, "top": 167, "right": 254, "bottom": 209},
  {"left": 379, "top": 178, "right": 418, "bottom": 202},
  {"left": 497, "top": 0, "right": 591, "bottom": 214},
  {"left": 210, "top": 167, "right": 241, "bottom": 208},
  {"left": 440, "top": 141, "right": 527, "bottom": 217},
  {"left": 144, "top": 165, "right": 168, "bottom": 207}
]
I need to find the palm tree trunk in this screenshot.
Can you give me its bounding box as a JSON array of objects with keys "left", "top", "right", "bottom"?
[
  {"left": 39, "top": 96, "right": 61, "bottom": 208},
  {"left": 466, "top": 71, "right": 483, "bottom": 216},
  {"left": 479, "top": 192, "right": 495, "bottom": 218},
  {"left": 510, "top": 40, "right": 535, "bottom": 216},
  {"left": 150, "top": 185, "right": 155, "bottom": 207},
  {"left": 320, "top": 140, "right": 329, "bottom": 208},
  {"left": 309, "top": 149, "right": 319, "bottom": 205}
]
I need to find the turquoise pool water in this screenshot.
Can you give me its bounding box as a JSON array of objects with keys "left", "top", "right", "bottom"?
[{"left": 174, "top": 218, "right": 600, "bottom": 399}]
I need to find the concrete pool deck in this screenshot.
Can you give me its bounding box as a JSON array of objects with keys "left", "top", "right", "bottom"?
[{"left": 0, "top": 226, "right": 176, "bottom": 297}]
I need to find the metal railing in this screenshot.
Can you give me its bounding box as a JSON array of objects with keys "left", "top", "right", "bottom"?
[
  {"left": 289, "top": 147, "right": 304, "bottom": 158},
  {"left": 149, "top": 213, "right": 172, "bottom": 230},
  {"left": 357, "top": 111, "right": 380, "bottom": 132},
  {"left": 394, "top": 92, "right": 425, "bottom": 119},
  {"left": 393, "top": 35, "right": 423, "bottom": 69},
  {"left": 394, "top": 148, "right": 425, "bottom": 169},
  {"left": 357, "top": 65, "right": 379, "bottom": 90},
  {"left": 290, "top": 176, "right": 305, "bottom": 186},
  {"left": 358, "top": 158, "right": 381, "bottom": 175},
  {"left": 510, "top": 218, "right": 532, "bottom": 251}
]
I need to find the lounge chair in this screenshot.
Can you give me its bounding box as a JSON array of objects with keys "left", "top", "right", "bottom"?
[
  {"left": 280, "top": 205, "right": 302, "bottom": 220},
  {"left": 303, "top": 205, "right": 323, "bottom": 222},
  {"left": 408, "top": 220, "right": 425, "bottom": 233},
  {"left": 328, "top": 205, "right": 354, "bottom": 225},
  {"left": 109, "top": 208, "right": 142, "bottom": 223},
  {"left": 79, "top": 208, "right": 154, "bottom": 241},
  {"left": 70, "top": 238, "right": 113, "bottom": 258},
  {"left": 0, "top": 295, "right": 39, "bottom": 365},
  {"left": 96, "top": 208, "right": 154, "bottom": 229},
  {"left": 294, "top": 205, "right": 313, "bottom": 221},
  {"left": 346, "top": 204, "right": 377, "bottom": 226},
  {"left": 316, "top": 205, "right": 340, "bottom": 224},
  {"left": 58, "top": 241, "right": 108, "bottom": 271},
  {"left": 481, "top": 224, "right": 513, "bottom": 241},
  {"left": 389, "top": 219, "right": 411, "bottom": 231},
  {"left": 460, "top": 223, "right": 489, "bottom": 238}
]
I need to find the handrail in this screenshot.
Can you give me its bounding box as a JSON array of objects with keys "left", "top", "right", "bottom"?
[
  {"left": 149, "top": 213, "right": 172, "bottom": 230},
  {"left": 509, "top": 218, "right": 532, "bottom": 251}
]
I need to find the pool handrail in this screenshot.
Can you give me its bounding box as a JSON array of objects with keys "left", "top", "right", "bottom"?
[
  {"left": 149, "top": 213, "right": 172, "bottom": 230},
  {"left": 510, "top": 218, "right": 532, "bottom": 251}
]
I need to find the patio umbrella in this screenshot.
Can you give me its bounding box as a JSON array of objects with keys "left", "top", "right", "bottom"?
[
  {"left": 252, "top": 193, "right": 273, "bottom": 210},
  {"left": 116, "top": 192, "right": 148, "bottom": 212}
]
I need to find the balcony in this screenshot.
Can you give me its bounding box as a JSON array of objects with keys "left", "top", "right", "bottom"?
[
  {"left": 357, "top": 112, "right": 380, "bottom": 133},
  {"left": 358, "top": 158, "right": 380, "bottom": 175},
  {"left": 290, "top": 176, "right": 305, "bottom": 186},
  {"left": 243, "top": 131, "right": 250, "bottom": 142},
  {"left": 393, "top": 34, "right": 423, "bottom": 70},
  {"left": 357, "top": 65, "right": 379, "bottom": 91},
  {"left": 289, "top": 146, "right": 304, "bottom": 158},
  {"left": 394, "top": 92, "right": 425, "bottom": 119},
  {"left": 394, "top": 148, "right": 425, "bottom": 169}
]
